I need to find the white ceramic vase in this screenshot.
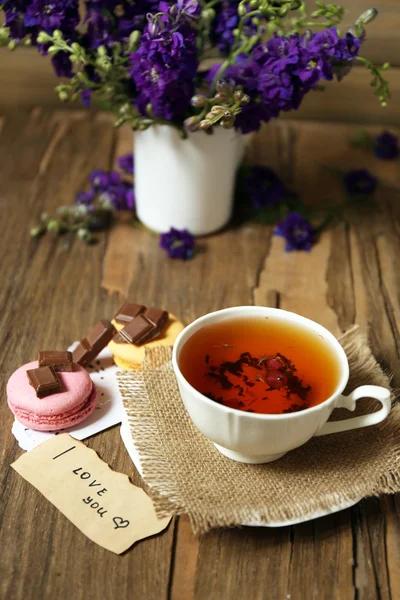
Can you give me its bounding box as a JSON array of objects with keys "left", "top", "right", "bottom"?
[{"left": 134, "top": 125, "right": 244, "bottom": 236}]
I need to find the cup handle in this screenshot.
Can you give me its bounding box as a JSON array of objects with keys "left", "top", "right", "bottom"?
[{"left": 315, "top": 385, "right": 391, "bottom": 436}]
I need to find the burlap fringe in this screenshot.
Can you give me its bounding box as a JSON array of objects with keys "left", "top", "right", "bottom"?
[{"left": 118, "top": 326, "right": 400, "bottom": 534}]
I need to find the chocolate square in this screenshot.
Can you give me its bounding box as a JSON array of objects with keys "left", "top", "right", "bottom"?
[
  {"left": 27, "top": 366, "right": 61, "bottom": 398},
  {"left": 144, "top": 308, "right": 168, "bottom": 330},
  {"left": 112, "top": 306, "right": 169, "bottom": 346},
  {"left": 113, "top": 303, "right": 145, "bottom": 324},
  {"left": 118, "top": 314, "right": 153, "bottom": 344},
  {"left": 38, "top": 350, "right": 73, "bottom": 371},
  {"left": 73, "top": 320, "right": 115, "bottom": 366},
  {"left": 72, "top": 338, "right": 91, "bottom": 366}
]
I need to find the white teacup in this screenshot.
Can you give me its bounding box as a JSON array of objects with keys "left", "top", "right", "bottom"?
[{"left": 172, "top": 306, "right": 391, "bottom": 464}]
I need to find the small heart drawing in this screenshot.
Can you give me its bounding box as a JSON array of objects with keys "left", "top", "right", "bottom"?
[{"left": 113, "top": 516, "right": 130, "bottom": 530}]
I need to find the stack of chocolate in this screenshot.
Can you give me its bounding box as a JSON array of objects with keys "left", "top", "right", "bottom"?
[
  {"left": 27, "top": 351, "right": 73, "bottom": 398},
  {"left": 26, "top": 319, "right": 117, "bottom": 397},
  {"left": 113, "top": 303, "right": 168, "bottom": 346},
  {"left": 26, "top": 303, "right": 168, "bottom": 397}
]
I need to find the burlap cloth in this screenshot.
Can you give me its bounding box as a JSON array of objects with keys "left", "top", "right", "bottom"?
[{"left": 118, "top": 326, "right": 400, "bottom": 534}]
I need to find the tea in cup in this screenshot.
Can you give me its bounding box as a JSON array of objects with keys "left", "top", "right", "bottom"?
[{"left": 172, "top": 307, "right": 391, "bottom": 464}]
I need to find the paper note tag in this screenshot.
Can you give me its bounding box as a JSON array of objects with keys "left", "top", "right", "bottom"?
[{"left": 11, "top": 434, "right": 171, "bottom": 554}]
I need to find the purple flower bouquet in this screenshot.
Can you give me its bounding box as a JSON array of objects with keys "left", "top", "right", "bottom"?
[{"left": 0, "top": 0, "right": 390, "bottom": 234}]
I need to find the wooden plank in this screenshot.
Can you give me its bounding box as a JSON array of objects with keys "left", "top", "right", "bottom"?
[
  {"left": 195, "top": 527, "right": 293, "bottom": 600},
  {"left": 193, "top": 122, "right": 350, "bottom": 600},
  {"left": 170, "top": 516, "right": 200, "bottom": 600},
  {"left": 351, "top": 500, "right": 392, "bottom": 600},
  {"left": 347, "top": 179, "right": 400, "bottom": 599},
  {"left": 101, "top": 223, "right": 140, "bottom": 296},
  {"left": 193, "top": 120, "right": 400, "bottom": 599},
  {"left": 380, "top": 496, "right": 400, "bottom": 596},
  {"left": 288, "top": 513, "right": 355, "bottom": 600},
  {"left": 349, "top": 191, "right": 400, "bottom": 382},
  {"left": 0, "top": 47, "right": 58, "bottom": 107},
  {"left": 1, "top": 111, "right": 400, "bottom": 599},
  {"left": 101, "top": 124, "right": 136, "bottom": 297},
  {"left": 0, "top": 111, "right": 175, "bottom": 600}
]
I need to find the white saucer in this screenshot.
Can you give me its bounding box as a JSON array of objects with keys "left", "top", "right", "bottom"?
[{"left": 119, "top": 418, "right": 359, "bottom": 527}]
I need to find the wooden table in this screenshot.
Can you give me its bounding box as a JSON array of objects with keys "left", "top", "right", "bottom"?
[{"left": 1, "top": 109, "right": 399, "bottom": 600}]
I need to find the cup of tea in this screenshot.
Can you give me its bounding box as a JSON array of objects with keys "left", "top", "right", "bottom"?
[{"left": 172, "top": 306, "right": 391, "bottom": 464}]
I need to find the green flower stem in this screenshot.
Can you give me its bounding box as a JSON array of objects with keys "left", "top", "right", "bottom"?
[
  {"left": 205, "top": 0, "right": 222, "bottom": 8},
  {"left": 195, "top": 104, "right": 211, "bottom": 124},
  {"left": 206, "top": 100, "right": 242, "bottom": 127},
  {"left": 356, "top": 56, "right": 391, "bottom": 106},
  {"left": 211, "top": 58, "right": 232, "bottom": 91},
  {"left": 236, "top": 9, "right": 260, "bottom": 39},
  {"left": 316, "top": 212, "right": 338, "bottom": 233},
  {"left": 299, "top": 21, "right": 337, "bottom": 28},
  {"left": 211, "top": 9, "right": 262, "bottom": 90}
]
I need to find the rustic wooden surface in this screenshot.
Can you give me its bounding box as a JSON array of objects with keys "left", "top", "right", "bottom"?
[{"left": 0, "top": 109, "right": 399, "bottom": 600}]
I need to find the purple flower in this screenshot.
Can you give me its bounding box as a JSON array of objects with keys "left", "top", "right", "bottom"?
[
  {"left": 84, "top": 0, "right": 159, "bottom": 48},
  {"left": 335, "top": 33, "right": 361, "bottom": 61},
  {"left": 24, "top": 0, "right": 79, "bottom": 34},
  {"left": 225, "top": 28, "right": 361, "bottom": 134},
  {"left": 99, "top": 182, "right": 134, "bottom": 211},
  {"left": 129, "top": 15, "right": 199, "bottom": 120},
  {"left": 124, "top": 188, "right": 136, "bottom": 211},
  {"left": 375, "top": 131, "right": 399, "bottom": 160},
  {"left": 275, "top": 212, "right": 316, "bottom": 252},
  {"left": 118, "top": 153, "right": 135, "bottom": 175},
  {"left": 211, "top": 1, "right": 258, "bottom": 56},
  {"left": 1, "top": 0, "right": 80, "bottom": 77},
  {"left": 81, "top": 89, "right": 92, "bottom": 108},
  {"left": 80, "top": 166, "right": 135, "bottom": 211},
  {"left": 307, "top": 27, "right": 340, "bottom": 57},
  {"left": 307, "top": 28, "right": 360, "bottom": 62},
  {"left": 170, "top": 0, "right": 201, "bottom": 20},
  {"left": 89, "top": 169, "right": 110, "bottom": 190},
  {"left": 2, "top": 5, "right": 27, "bottom": 41},
  {"left": 246, "top": 166, "right": 286, "bottom": 209},
  {"left": 344, "top": 169, "right": 378, "bottom": 196},
  {"left": 263, "top": 35, "right": 302, "bottom": 73},
  {"left": 160, "top": 227, "right": 195, "bottom": 259},
  {"left": 89, "top": 169, "right": 121, "bottom": 190},
  {"left": 76, "top": 189, "right": 96, "bottom": 206},
  {"left": 234, "top": 101, "right": 272, "bottom": 134},
  {"left": 51, "top": 51, "right": 73, "bottom": 78}
]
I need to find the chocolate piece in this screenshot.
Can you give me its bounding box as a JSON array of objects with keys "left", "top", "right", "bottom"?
[
  {"left": 113, "top": 303, "right": 145, "bottom": 324},
  {"left": 38, "top": 350, "right": 73, "bottom": 372},
  {"left": 117, "top": 314, "right": 154, "bottom": 344},
  {"left": 72, "top": 338, "right": 91, "bottom": 365},
  {"left": 73, "top": 320, "right": 115, "bottom": 366},
  {"left": 86, "top": 320, "right": 115, "bottom": 348},
  {"left": 27, "top": 366, "right": 61, "bottom": 398},
  {"left": 135, "top": 308, "right": 169, "bottom": 344},
  {"left": 144, "top": 307, "right": 168, "bottom": 329},
  {"left": 113, "top": 306, "right": 169, "bottom": 346}
]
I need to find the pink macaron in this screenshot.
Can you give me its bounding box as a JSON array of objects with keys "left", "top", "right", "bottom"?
[{"left": 7, "top": 361, "right": 97, "bottom": 431}]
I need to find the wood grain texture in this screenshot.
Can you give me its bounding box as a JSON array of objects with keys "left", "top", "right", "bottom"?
[
  {"left": 0, "top": 111, "right": 400, "bottom": 600},
  {"left": 0, "top": 110, "right": 175, "bottom": 600},
  {"left": 170, "top": 516, "right": 200, "bottom": 600}
]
